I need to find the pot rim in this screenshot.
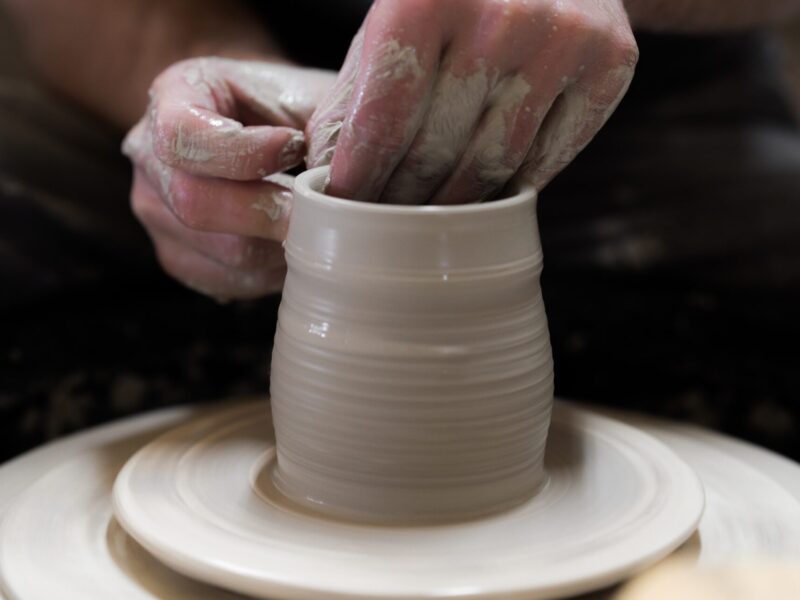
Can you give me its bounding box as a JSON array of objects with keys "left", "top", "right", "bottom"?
[{"left": 294, "top": 166, "right": 537, "bottom": 216}]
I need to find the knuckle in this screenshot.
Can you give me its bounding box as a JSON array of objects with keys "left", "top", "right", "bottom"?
[
  {"left": 482, "top": 2, "right": 518, "bottom": 39},
  {"left": 478, "top": 0, "right": 539, "bottom": 50},
  {"left": 596, "top": 36, "right": 638, "bottom": 83},
  {"left": 551, "top": 4, "right": 591, "bottom": 34},
  {"left": 594, "top": 23, "right": 639, "bottom": 68},
  {"left": 614, "top": 36, "right": 640, "bottom": 69}
]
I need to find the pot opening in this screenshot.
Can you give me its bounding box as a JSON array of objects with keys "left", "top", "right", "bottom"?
[{"left": 296, "top": 167, "right": 535, "bottom": 216}]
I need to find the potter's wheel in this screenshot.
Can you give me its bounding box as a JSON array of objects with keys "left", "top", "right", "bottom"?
[
  {"left": 1, "top": 400, "right": 800, "bottom": 600},
  {"left": 110, "top": 401, "right": 702, "bottom": 599}
]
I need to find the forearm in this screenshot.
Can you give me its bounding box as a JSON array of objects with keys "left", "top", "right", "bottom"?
[
  {"left": 625, "top": 0, "right": 800, "bottom": 32},
  {"left": 2, "top": 0, "right": 281, "bottom": 127}
]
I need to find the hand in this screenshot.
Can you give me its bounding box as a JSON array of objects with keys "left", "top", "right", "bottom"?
[
  {"left": 307, "top": 0, "right": 638, "bottom": 204},
  {"left": 123, "top": 57, "right": 336, "bottom": 300}
]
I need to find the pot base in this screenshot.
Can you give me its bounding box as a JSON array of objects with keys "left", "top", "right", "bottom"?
[{"left": 269, "top": 449, "right": 547, "bottom": 526}]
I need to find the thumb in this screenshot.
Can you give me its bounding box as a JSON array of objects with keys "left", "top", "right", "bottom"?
[{"left": 147, "top": 58, "right": 307, "bottom": 181}]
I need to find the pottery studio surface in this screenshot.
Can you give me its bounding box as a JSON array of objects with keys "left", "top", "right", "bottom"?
[{"left": 2, "top": 168, "right": 800, "bottom": 599}]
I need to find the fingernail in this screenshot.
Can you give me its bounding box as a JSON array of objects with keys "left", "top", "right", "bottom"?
[{"left": 279, "top": 132, "right": 306, "bottom": 169}]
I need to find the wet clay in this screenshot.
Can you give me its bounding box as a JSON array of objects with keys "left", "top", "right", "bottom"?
[{"left": 268, "top": 166, "right": 555, "bottom": 523}]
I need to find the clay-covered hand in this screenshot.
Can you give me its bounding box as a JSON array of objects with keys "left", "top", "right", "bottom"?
[
  {"left": 307, "top": 0, "right": 638, "bottom": 204},
  {"left": 123, "top": 57, "right": 336, "bottom": 300}
]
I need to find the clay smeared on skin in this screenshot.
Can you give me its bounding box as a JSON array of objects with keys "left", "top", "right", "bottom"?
[
  {"left": 122, "top": 57, "right": 337, "bottom": 302},
  {"left": 251, "top": 191, "right": 291, "bottom": 223},
  {"left": 437, "top": 74, "right": 534, "bottom": 202},
  {"left": 253, "top": 175, "right": 294, "bottom": 232},
  {"left": 337, "top": 39, "right": 433, "bottom": 198},
  {"left": 307, "top": 121, "right": 343, "bottom": 168},
  {"left": 277, "top": 132, "right": 306, "bottom": 169},
  {"left": 380, "top": 63, "right": 497, "bottom": 203},
  {"left": 520, "top": 62, "right": 635, "bottom": 188},
  {"left": 171, "top": 121, "right": 215, "bottom": 163},
  {"left": 306, "top": 29, "right": 365, "bottom": 168},
  {"left": 309, "top": 48, "right": 595, "bottom": 203},
  {"left": 167, "top": 106, "right": 246, "bottom": 166},
  {"left": 142, "top": 58, "right": 337, "bottom": 177},
  {"left": 371, "top": 39, "right": 426, "bottom": 82},
  {"left": 305, "top": 0, "right": 638, "bottom": 205}
]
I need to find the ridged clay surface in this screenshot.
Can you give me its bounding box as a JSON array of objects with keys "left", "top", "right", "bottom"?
[{"left": 270, "top": 166, "right": 553, "bottom": 522}]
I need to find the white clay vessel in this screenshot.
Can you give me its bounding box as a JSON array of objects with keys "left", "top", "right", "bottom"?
[{"left": 269, "top": 166, "right": 554, "bottom": 522}]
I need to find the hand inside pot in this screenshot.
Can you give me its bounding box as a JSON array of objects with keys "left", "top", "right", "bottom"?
[{"left": 307, "top": 0, "right": 638, "bottom": 205}]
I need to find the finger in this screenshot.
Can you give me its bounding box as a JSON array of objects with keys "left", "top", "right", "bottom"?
[
  {"left": 163, "top": 172, "right": 294, "bottom": 240},
  {"left": 518, "top": 43, "right": 637, "bottom": 191},
  {"left": 152, "top": 236, "right": 287, "bottom": 302},
  {"left": 133, "top": 139, "right": 294, "bottom": 240},
  {"left": 326, "top": 3, "right": 444, "bottom": 201},
  {"left": 149, "top": 59, "right": 306, "bottom": 180},
  {"left": 427, "top": 1, "right": 602, "bottom": 206},
  {"left": 131, "top": 169, "right": 285, "bottom": 270},
  {"left": 427, "top": 69, "right": 562, "bottom": 204},
  {"left": 377, "top": 51, "right": 497, "bottom": 205},
  {"left": 306, "top": 26, "right": 366, "bottom": 168},
  {"left": 380, "top": 0, "right": 559, "bottom": 204},
  {"left": 152, "top": 102, "right": 305, "bottom": 180},
  {"left": 126, "top": 122, "right": 294, "bottom": 239}
]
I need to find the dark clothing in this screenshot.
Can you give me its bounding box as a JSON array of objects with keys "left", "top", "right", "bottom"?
[
  {"left": 256, "top": 0, "right": 372, "bottom": 69},
  {"left": 2, "top": 6, "right": 800, "bottom": 461}
]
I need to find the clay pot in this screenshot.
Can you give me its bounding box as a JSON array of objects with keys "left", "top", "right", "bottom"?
[{"left": 269, "top": 166, "right": 554, "bottom": 523}]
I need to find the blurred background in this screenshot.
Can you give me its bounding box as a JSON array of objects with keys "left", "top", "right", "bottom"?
[{"left": 1, "top": 5, "right": 799, "bottom": 463}]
